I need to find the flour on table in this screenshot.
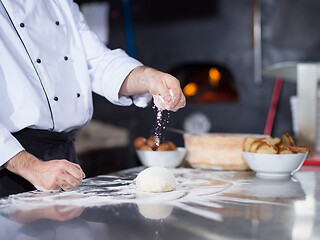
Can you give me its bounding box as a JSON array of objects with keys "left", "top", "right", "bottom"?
[{"left": 0, "top": 167, "right": 289, "bottom": 221}]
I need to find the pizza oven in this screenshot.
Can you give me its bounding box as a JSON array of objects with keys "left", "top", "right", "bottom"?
[{"left": 170, "top": 63, "right": 238, "bottom": 104}]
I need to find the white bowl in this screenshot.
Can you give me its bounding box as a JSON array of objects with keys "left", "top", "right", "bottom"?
[
  {"left": 242, "top": 151, "right": 308, "bottom": 178},
  {"left": 136, "top": 147, "right": 187, "bottom": 168}
]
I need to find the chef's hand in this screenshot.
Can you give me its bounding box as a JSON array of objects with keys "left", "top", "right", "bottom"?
[
  {"left": 4, "top": 150, "right": 85, "bottom": 191},
  {"left": 120, "top": 66, "right": 186, "bottom": 111},
  {"left": 146, "top": 68, "right": 186, "bottom": 111}
]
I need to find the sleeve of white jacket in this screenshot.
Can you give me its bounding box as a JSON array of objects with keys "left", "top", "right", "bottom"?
[
  {"left": 69, "top": 1, "right": 152, "bottom": 108},
  {"left": 0, "top": 123, "right": 24, "bottom": 167}
]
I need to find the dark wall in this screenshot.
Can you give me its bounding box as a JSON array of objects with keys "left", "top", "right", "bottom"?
[
  {"left": 262, "top": 0, "right": 320, "bottom": 65},
  {"left": 79, "top": 0, "right": 320, "bottom": 151}
]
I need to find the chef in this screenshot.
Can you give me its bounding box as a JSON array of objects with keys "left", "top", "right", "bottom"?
[{"left": 0, "top": 0, "right": 186, "bottom": 197}]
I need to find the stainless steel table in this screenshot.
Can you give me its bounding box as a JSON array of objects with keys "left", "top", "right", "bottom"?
[{"left": 0, "top": 167, "right": 318, "bottom": 240}]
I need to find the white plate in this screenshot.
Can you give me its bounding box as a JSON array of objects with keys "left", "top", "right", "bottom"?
[{"left": 243, "top": 151, "right": 308, "bottom": 178}]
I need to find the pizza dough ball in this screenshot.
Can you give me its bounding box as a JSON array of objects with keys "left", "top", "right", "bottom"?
[
  {"left": 134, "top": 136, "right": 147, "bottom": 149},
  {"left": 135, "top": 167, "right": 176, "bottom": 192},
  {"left": 146, "top": 136, "right": 160, "bottom": 150}
]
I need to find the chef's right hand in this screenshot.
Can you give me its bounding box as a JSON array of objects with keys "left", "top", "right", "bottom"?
[{"left": 4, "top": 150, "right": 85, "bottom": 191}]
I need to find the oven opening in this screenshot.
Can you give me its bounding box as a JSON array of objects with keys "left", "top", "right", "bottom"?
[{"left": 170, "top": 63, "right": 238, "bottom": 103}]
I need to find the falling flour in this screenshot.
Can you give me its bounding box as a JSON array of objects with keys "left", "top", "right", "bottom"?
[
  {"left": 152, "top": 89, "right": 174, "bottom": 143},
  {"left": 152, "top": 105, "right": 170, "bottom": 144},
  {"left": 0, "top": 168, "right": 292, "bottom": 221}
]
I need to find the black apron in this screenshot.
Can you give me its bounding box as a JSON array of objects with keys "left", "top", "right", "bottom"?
[{"left": 0, "top": 128, "right": 78, "bottom": 198}]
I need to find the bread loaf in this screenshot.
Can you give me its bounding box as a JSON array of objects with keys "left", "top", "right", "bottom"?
[{"left": 184, "top": 133, "right": 265, "bottom": 170}]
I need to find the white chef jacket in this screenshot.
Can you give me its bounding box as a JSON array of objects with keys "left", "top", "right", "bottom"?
[{"left": 0, "top": 0, "right": 152, "bottom": 167}]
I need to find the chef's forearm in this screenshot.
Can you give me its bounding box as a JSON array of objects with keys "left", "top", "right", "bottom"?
[
  {"left": 4, "top": 150, "right": 40, "bottom": 181},
  {"left": 119, "top": 66, "right": 150, "bottom": 96}
]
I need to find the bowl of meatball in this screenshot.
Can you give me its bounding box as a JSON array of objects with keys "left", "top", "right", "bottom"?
[{"left": 134, "top": 136, "right": 187, "bottom": 168}]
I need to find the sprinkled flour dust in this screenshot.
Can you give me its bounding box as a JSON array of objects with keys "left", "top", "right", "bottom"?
[
  {"left": 0, "top": 168, "right": 290, "bottom": 221},
  {"left": 151, "top": 105, "right": 170, "bottom": 144}
]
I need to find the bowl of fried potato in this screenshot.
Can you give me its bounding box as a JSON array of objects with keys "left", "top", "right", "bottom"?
[
  {"left": 242, "top": 133, "right": 308, "bottom": 178},
  {"left": 134, "top": 136, "right": 187, "bottom": 168}
]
